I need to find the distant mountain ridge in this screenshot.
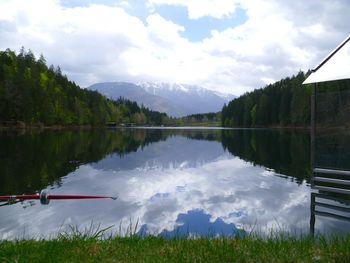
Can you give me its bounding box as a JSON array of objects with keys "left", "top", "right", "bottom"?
[{"left": 88, "top": 82, "right": 235, "bottom": 117}]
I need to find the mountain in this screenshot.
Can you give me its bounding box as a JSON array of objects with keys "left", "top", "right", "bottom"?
[
  {"left": 88, "top": 82, "right": 183, "bottom": 116},
  {"left": 88, "top": 82, "right": 235, "bottom": 117}
]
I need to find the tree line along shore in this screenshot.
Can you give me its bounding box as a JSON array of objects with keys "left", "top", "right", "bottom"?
[{"left": 1, "top": 48, "right": 349, "bottom": 129}]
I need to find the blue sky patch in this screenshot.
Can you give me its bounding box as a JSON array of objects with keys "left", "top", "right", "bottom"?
[{"left": 153, "top": 5, "right": 248, "bottom": 42}]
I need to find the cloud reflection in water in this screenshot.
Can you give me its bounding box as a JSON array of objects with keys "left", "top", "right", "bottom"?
[{"left": 0, "top": 135, "right": 312, "bottom": 239}]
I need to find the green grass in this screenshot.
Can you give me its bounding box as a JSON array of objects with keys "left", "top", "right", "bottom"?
[{"left": 1, "top": 233, "right": 350, "bottom": 262}]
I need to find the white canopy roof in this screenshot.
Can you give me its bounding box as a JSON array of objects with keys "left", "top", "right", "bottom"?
[{"left": 303, "top": 35, "right": 350, "bottom": 84}]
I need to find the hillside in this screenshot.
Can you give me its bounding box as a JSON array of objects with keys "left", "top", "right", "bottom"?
[
  {"left": 222, "top": 72, "right": 310, "bottom": 127},
  {"left": 222, "top": 71, "right": 350, "bottom": 128},
  {"left": 0, "top": 48, "right": 168, "bottom": 127}
]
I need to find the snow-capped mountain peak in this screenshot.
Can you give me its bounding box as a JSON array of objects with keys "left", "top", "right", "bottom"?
[
  {"left": 138, "top": 82, "right": 190, "bottom": 93},
  {"left": 89, "top": 81, "right": 235, "bottom": 117}
]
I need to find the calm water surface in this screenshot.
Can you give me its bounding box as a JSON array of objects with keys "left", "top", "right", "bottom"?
[{"left": 0, "top": 128, "right": 350, "bottom": 239}]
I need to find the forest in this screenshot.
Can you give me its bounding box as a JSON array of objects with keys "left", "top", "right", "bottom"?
[
  {"left": 3, "top": 48, "right": 350, "bottom": 129},
  {"left": 222, "top": 71, "right": 350, "bottom": 128},
  {"left": 222, "top": 71, "right": 310, "bottom": 127},
  {"left": 0, "top": 48, "right": 169, "bottom": 127}
]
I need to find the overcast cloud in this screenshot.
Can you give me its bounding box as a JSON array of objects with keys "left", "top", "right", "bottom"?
[{"left": 0, "top": 0, "right": 349, "bottom": 95}]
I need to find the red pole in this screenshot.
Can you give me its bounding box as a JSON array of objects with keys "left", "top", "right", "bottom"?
[
  {"left": 0, "top": 194, "right": 40, "bottom": 200},
  {"left": 47, "top": 194, "right": 116, "bottom": 200},
  {"left": 0, "top": 192, "right": 117, "bottom": 204}
]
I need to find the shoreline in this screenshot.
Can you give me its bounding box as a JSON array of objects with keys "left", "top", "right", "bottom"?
[
  {"left": 2, "top": 123, "right": 348, "bottom": 132},
  {"left": 0, "top": 123, "right": 310, "bottom": 130}
]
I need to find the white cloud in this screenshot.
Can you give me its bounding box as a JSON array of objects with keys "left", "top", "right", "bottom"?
[
  {"left": 195, "top": 0, "right": 350, "bottom": 93},
  {"left": 0, "top": 138, "right": 313, "bottom": 238},
  {"left": 0, "top": 0, "right": 349, "bottom": 95}
]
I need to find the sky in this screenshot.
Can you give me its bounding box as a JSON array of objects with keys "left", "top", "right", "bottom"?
[{"left": 0, "top": 0, "right": 349, "bottom": 95}]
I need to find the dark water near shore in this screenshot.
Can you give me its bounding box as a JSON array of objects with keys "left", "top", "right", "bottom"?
[{"left": 0, "top": 128, "right": 350, "bottom": 239}]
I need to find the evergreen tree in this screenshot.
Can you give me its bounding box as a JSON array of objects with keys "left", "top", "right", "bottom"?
[
  {"left": 0, "top": 48, "right": 172, "bottom": 127},
  {"left": 222, "top": 72, "right": 310, "bottom": 128}
]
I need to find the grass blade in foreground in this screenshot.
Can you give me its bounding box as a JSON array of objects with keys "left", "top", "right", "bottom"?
[{"left": 1, "top": 235, "right": 350, "bottom": 262}]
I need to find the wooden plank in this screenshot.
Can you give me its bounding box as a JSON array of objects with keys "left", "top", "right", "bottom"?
[
  {"left": 312, "top": 185, "right": 350, "bottom": 195},
  {"left": 314, "top": 177, "right": 350, "bottom": 185},
  {"left": 314, "top": 193, "right": 350, "bottom": 204},
  {"left": 315, "top": 201, "right": 350, "bottom": 213},
  {"left": 314, "top": 168, "right": 350, "bottom": 176},
  {"left": 315, "top": 210, "right": 350, "bottom": 222}
]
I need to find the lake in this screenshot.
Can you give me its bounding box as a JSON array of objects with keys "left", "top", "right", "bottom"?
[{"left": 1, "top": 128, "right": 350, "bottom": 239}]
